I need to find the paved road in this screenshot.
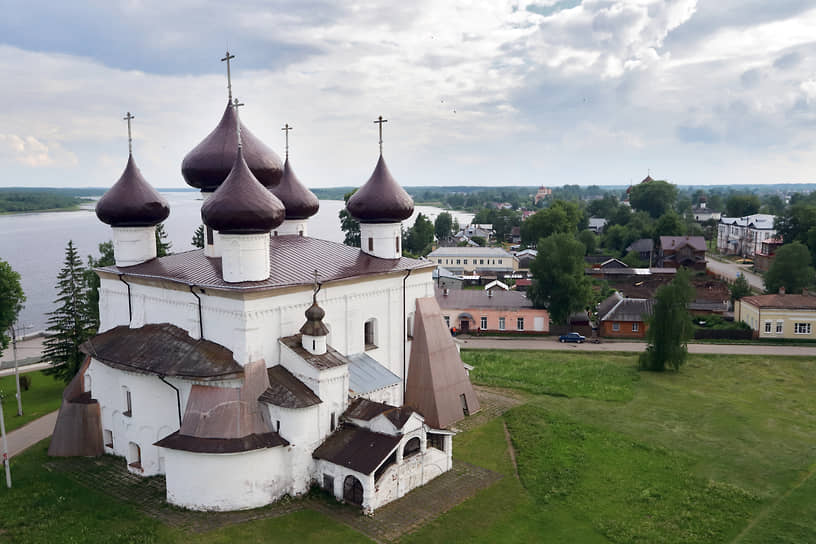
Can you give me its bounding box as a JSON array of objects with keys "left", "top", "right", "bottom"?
[
  {"left": 457, "top": 337, "right": 816, "bottom": 356},
  {"left": 706, "top": 257, "right": 765, "bottom": 291},
  {"left": 0, "top": 361, "right": 56, "bottom": 378},
  {"left": 6, "top": 410, "right": 59, "bottom": 458},
  {"left": 0, "top": 335, "right": 45, "bottom": 365}
]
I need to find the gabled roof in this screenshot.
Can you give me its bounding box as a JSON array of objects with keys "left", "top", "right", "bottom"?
[
  {"left": 626, "top": 238, "right": 654, "bottom": 253},
  {"left": 344, "top": 397, "right": 416, "bottom": 429},
  {"left": 741, "top": 294, "right": 816, "bottom": 310},
  {"left": 428, "top": 247, "right": 515, "bottom": 258},
  {"left": 601, "top": 298, "right": 654, "bottom": 322},
  {"left": 406, "top": 297, "right": 480, "bottom": 429},
  {"left": 597, "top": 291, "right": 623, "bottom": 318},
  {"left": 259, "top": 365, "right": 321, "bottom": 409},
  {"left": 659, "top": 236, "right": 706, "bottom": 252},
  {"left": 280, "top": 334, "right": 349, "bottom": 371},
  {"left": 313, "top": 425, "right": 401, "bottom": 475},
  {"left": 347, "top": 353, "right": 401, "bottom": 397},
  {"left": 719, "top": 214, "right": 775, "bottom": 230},
  {"left": 81, "top": 323, "right": 242, "bottom": 380},
  {"left": 435, "top": 285, "right": 532, "bottom": 310}
]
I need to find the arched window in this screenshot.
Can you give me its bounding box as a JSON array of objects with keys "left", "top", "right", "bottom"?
[
  {"left": 406, "top": 313, "right": 414, "bottom": 339},
  {"left": 403, "top": 436, "right": 421, "bottom": 458},
  {"left": 343, "top": 475, "right": 364, "bottom": 505}
]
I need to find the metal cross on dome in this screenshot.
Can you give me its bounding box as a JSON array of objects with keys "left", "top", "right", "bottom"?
[
  {"left": 123, "top": 112, "right": 135, "bottom": 155},
  {"left": 282, "top": 123, "right": 293, "bottom": 159},
  {"left": 221, "top": 51, "right": 235, "bottom": 101},
  {"left": 232, "top": 98, "right": 245, "bottom": 146},
  {"left": 312, "top": 269, "right": 322, "bottom": 298},
  {"left": 374, "top": 115, "right": 387, "bottom": 154}
]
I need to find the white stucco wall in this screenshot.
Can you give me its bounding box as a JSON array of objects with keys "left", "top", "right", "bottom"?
[{"left": 161, "top": 446, "right": 291, "bottom": 510}]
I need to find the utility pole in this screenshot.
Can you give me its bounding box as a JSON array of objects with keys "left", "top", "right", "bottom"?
[{"left": 0, "top": 394, "right": 10, "bottom": 488}]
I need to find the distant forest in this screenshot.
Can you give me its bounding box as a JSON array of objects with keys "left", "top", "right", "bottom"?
[{"left": 0, "top": 188, "right": 95, "bottom": 213}]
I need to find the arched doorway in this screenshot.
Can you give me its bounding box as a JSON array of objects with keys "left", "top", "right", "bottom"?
[{"left": 343, "top": 475, "right": 364, "bottom": 505}]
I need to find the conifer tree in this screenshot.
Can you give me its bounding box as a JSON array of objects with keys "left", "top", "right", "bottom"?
[
  {"left": 85, "top": 241, "right": 114, "bottom": 333},
  {"left": 43, "top": 240, "right": 94, "bottom": 383},
  {"left": 192, "top": 225, "right": 205, "bottom": 249},
  {"left": 155, "top": 223, "right": 172, "bottom": 257}
]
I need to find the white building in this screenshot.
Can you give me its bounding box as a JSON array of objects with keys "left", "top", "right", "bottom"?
[
  {"left": 49, "top": 89, "right": 479, "bottom": 514},
  {"left": 427, "top": 247, "right": 518, "bottom": 275},
  {"left": 717, "top": 214, "right": 776, "bottom": 257}
]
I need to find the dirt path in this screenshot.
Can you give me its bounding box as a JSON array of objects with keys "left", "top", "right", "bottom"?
[
  {"left": 502, "top": 421, "right": 519, "bottom": 481},
  {"left": 6, "top": 410, "right": 59, "bottom": 458},
  {"left": 731, "top": 462, "right": 816, "bottom": 543}
]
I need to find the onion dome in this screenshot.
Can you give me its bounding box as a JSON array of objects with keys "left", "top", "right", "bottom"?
[
  {"left": 96, "top": 155, "right": 170, "bottom": 227},
  {"left": 182, "top": 101, "right": 283, "bottom": 192},
  {"left": 300, "top": 299, "right": 329, "bottom": 337},
  {"left": 347, "top": 154, "right": 414, "bottom": 223},
  {"left": 271, "top": 158, "right": 319, "bottom": 220},
  {"left": 201, "top": 147, "right": 285, "bottom": 234}
]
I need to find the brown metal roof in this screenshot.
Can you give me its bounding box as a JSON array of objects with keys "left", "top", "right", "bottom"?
[
  {"left": 435, "top": 285, "right": 533, "bottom": 310},
  {"left": 280, "top": 334, "right": 349, "bottom": 371},
  {"left": 347, "top": 154, "right": 414, "bottom": 223},
  {"left": 182, "top": 101, "right": 283, "bottom": 192},
  {"left": 600, "top": 298, "right": 654, "bottom": 322},
  {"left": 271, "top": 158, "right": 319, "bottom": 220},
  {"left": 99, "top": 235, "right": 434, "bottom": 292},
  {"left": 312, "top": 425, "right": 401, "bottom": 475},
  {"left": 154, "top": 431, "right": 288, "bottom": 453},
  {"left": 345, "top": 397, "right": 414, "bottom": 429},
  {"left": 95, "top": 154, "right": 169, "bottom": 227},
  {"left": 406, "top": 297, "right": 480, "bottom": 429},
  {"left": 201, "top": 146, "right": 286, "bottom": 234},
  {"left": 259, "top": 364, "right": 321, "bottom": 408},
  {"left": 659, "top": 236, "right": 707, "bottom": 252},
  {"left": 741, "top": 294, "right": 816, "bottom": 310},
  {"left": 81, "top": 324, "right": 243, "bottom": 380}
]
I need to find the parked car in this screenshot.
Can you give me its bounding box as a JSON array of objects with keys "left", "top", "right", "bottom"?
[{"left": 559, "top": 332, "right": 586, "bottom": 343}]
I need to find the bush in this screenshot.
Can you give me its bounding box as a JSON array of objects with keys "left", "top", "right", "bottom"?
[
  {"left": 693, "top": 329, "right": 754, "bottom": 340},
  {"left": 20, "top": 374, "right": 31, "bottom": 391}
]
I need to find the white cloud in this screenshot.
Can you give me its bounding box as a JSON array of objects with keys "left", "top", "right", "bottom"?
[{"left": 0, "top": 133, "right": 78, "bottom": 168}]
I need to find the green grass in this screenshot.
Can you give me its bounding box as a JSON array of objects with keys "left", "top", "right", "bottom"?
[
  {"left": 0, "top": 371, "right": 64, "bottom": 432},
  {"left": 0, "top": 440, "right": 373, "bottom": 544}
]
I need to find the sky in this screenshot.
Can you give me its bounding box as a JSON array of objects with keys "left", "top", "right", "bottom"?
[{"left": 2, "top": 0, "right": 816, "bottom": 189}]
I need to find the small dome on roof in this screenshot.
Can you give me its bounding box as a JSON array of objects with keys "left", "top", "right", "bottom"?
[
  {"left": 300, "top": 300, "right": 329, "bottom": 337},
  {"left": 201, "top": 146, "right": 285, "bottom": 234},
  {"left": 96, "top": 154, "right": 170, "bottom": 227},
  {"left": 182, "top": 101, "right": 283, "bottom": 192},
  {"left": 347, "top": 154, "right": 413, "bottom": 223},
  {"left": 271, "top": 158, "right": 319, "bottom": 220}
]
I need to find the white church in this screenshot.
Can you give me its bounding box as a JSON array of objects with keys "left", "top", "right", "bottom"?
[{"left": 48, "top": 68, "right": 480, "bottom": 513}]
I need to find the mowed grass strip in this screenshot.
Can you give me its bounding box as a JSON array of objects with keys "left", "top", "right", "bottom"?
[
  {"left": 0, "top": 371, "right": 64, "bottom": 432},
  {"left": 463, "top": 349, "right": 639, "bottom": 402}
]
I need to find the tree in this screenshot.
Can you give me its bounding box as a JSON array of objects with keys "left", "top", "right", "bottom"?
[
  {"left": 86, "top": 241, "right": 115, "bottom": 332},
  {"left": 434, "top": 212, "right": 454, "bottom": 241},
  {"left": 403, "top": 213, "right": 434, "bottom": 256},
  {"left": 639, "top": 267, "right": 694, "bottom": 372},
  {"left": 587, "top": 194, "right": 619, "bottom": 219},
  {"left": 622, "top": 250, "right": 647, "bottom": 268},
  {"left": 764, "top": 242, "right": 815, "bottom": 294},
  {"left": 761, "top": 194, "right": 785, "bottom": 216},
  {"left": 577, "top": 229, "right": 597, "bottom": 255},
  {"left": 192, "top": 225, "right": 205, "bottom": 249},
  {"left": 339, "top": 189, "right": 360, "bottom": 247},
  {"left": 729, "top": 273, "right": 752, "bottom": 303},
  {"left": 521, "top": 200, "right": 583, "bottom": 245},
  {"left": 725, "top": 193, "right": 761, "bottom": 217},
  {"left": 629, "top": 180, "right": 677, "bottom": 219},
  {"left": 0, "top": 260, "right": 25, "bottom": 357},
  {"left": 43, "top": 241, "right": 94, "bottom": 383},
  {"left": 529, "top": 233, "right": 592, "bottom": 324},
  {"left": 155, "top": 223, "right": 172, "bottom": 257},
  {"left": 654, "top": 211, "right": 684, "bottom": 240}
]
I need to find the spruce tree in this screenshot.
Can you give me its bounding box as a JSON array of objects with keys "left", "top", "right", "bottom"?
[
  {"left": 192, "top": 225, "right": 205, "bottom": 249},
  {"left": 43, "top": 240, "right": 94, "bottom": 383},
  {"left": 86, "top": 241, "right": 114, "bottom": 333},
  {"left": 155, "top": 223, "right": 172, "bottom": 257}
]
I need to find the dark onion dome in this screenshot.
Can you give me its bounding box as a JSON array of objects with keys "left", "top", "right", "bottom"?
[
  {"left": 300, "top": 300, "right": 329, "bottom": 336},
  {"left": 182, "top": 101, "right": 283, "bottom": 192},
  {"left": 96, "top": 154, "right": 170, "bottom": 227},
  {"left": 347, "top": 154, "right": 414, "bottom": 223},
  {"left": 201, "top": 146, "right": 285, "bottom": 234},
  {"left": 271, "top": 158, "right": 319, "bottom": 220}
]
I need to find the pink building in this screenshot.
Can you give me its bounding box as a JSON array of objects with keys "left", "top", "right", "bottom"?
[{"left": 435, "top": 286, "right": 549, "bottom": 334}]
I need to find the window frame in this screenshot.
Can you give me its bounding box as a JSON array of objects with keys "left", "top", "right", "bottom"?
[
  {"left": 517, "top": 317, "right": 524, "bottom": 330},
  {"left": 480, "top": 316, "right": 488, "bottom": 330},
  {"left": 498, "top": 317, "right": 506, "bottom": 330}
]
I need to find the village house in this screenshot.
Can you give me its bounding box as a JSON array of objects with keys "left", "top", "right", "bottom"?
[
  {"left": 658, "top": 236, "right": 707, "bottom": 271},
  {"left": 691, "top": 198, "right": 721, "bottom": 222},
  {"left": 735, "top": 292, "right": 816, "bottom": 339},
  {"left": 47, "top": 82, "right": 479, "bottom": 514},
  {"left": 717, "top": 214, "right": 776, "bottom": 257},
  {"left": 625, "top": 238, "right": 654, "bottom": 265},
  {"left": 435, "top": 285, "right": 548, "bottom": 334},
  {"left": 427, "top": 247, "right": 518, "bottom": 277},
  {"left": 753, "top": 237, "right": 784, "bottom": 273},
  {"left": 597, "top": 293, "right": 653, "bottom": 338}
]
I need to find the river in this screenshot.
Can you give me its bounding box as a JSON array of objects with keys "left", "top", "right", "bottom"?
[{"left": 0, "top": 191, "right": 472, "bottom": 332}]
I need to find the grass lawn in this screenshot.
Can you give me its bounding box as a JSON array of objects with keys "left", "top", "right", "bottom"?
[
  {"left": 0, "top": 371, "right": 64, "bottom": 432},
  {"left": 3, "top": 350, "right": 816, "bottom": 543}
]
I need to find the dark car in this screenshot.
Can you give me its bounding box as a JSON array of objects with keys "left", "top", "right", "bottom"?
[{"left": 558, "top": 332, "right": 586, "bottom": 343}]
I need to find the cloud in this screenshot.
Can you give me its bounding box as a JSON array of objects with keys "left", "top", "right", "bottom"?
[{"left": 0, "top": 134, "right": 78, "bottom": 167}]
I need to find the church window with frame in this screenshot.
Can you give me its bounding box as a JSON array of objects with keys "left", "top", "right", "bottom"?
[
  {"left": 128, "top": 442, "right": 142, "bottom": 471},
  {"left": 123, "top": 387, "right": 132, "bottom": 417},
  {"left": 364, "top": 318, "right": 377, "bottom": 349}
]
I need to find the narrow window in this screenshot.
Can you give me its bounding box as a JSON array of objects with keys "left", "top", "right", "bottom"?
[
  {"left": 313, "top": 339, "right": 316, "bottom": 351},
  {"left": 104, "top": 429, "right": 113, "bottom": 449},
  {"left": 368, "top": 237, "right": 374, "bottom": 251},
  {"left": 464, "top": 259, "right": 468, "bottom": 265},
  {"left": 460, "top": 394, "right": 470, "bottom": 417},
  {"left": 206, "top": 226, "right": 214, "bottom": 245},
  {"left": 444, "top": 316, "right": 450, "bottom": 327},
  {"left": 276, "top": 420, "right": 281, "bottom": 433},
  {"left": 128, "top": 442, "right": 141, "bottom": 470},
  {"left": 330, "top": 412, "right": 336, "bottom": 431},
  {"left": 499, "top": 317, "right": 505, "bottom": 330},
  {"left": 517, "top": 317, "right": 524, "bottom": 330},
  {"left": 123, "top": 387, "right": 132, "bottom": 417},
  {"left": 364, "top": 319, "right": 376, "bottom": 349},
  {"left": 396, "top": 236, "right": 400, "bottom": 253},
  {"left": 299, "top": 230, "right": 304, "bottom": 237},
  {"left": 480, "top": 316, "right": 487, "bottom": 329},
  {"left": 407, "top": 314, "right": 414, "bottom": 339},
  {"left": 273, "top": 230, "right": 278, "bottom": 236},
  {"left": 764, "top": 321, "right": 772, "bottom": 333},
  {"left": 776, "top": 321, "right": 783, "bottom": 333},
  {"left": 632, "top": 322, "right": 639, "bottom": 332}
]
